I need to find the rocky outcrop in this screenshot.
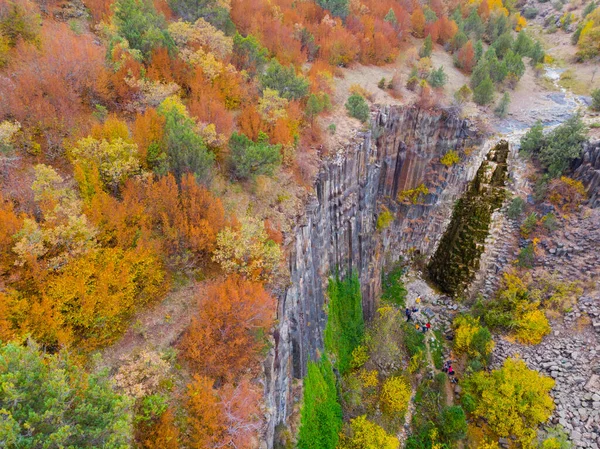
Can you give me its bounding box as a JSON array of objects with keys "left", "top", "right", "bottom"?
[
  {"left": 263, "top": 106, "right": 488, "bottom": 446},
  {"left": 428, "top": 141, "right": 509, "bottom": 296},
  {"left": 493, "top": 289, "right": 600, "bottom": 449},
  {"left": 572, "top": 140, "right": 600, "bottom": 208}
]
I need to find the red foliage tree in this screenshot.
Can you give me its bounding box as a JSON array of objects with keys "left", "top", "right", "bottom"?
[
  {"left": 456, "top": 40, "right": 476, "bottom": 73},
  {"left": 411, "top": 7, "right": 426, "bottom": 38},
  {"left": 436, "top": 16, "right": 458, "bottom": 45},
  {"left": 180, "top": 276, "right": 276, "bottom": 381},
  {"left": 0, "top": 22, "right": 107, "bottom": 151}
]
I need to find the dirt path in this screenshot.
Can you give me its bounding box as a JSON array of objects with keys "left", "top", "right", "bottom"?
[{"left": 99, "top": 281, "right": 203, "bottom": 372}]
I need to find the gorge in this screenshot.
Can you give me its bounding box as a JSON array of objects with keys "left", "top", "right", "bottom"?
[{"left": 264, "top": 105, "right": 511, "bottom": 446}]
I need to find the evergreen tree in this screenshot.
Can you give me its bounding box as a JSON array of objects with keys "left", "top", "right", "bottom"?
[
  {"left": 159, "top": 97, "right": 215, "bottom": 184},
  {"left": 451, "top": 31, "right": 468, "bottom": 52},
  {"left": 494, "top": 92, "right": 511, "bottom": 118},
  {"left": 541, "top": 114, "right": 587, "bottom": 177},
  {"left": 229, "top": 131, "right": 282, "bottom": 180},
  {"left": 345, "top": 94, "right": 370, "bottom": 123},
  {"left": 492, "top": 32, "right": 514, "bottom": 59},
  {"left": 486, "top": 48, "right": 508, "bottom": 83},
  {"left": 316, "top": 0, "right": 349, "bottom": 18},
  {"left": 113, "top": 0, "right": 175, "bottom": 59},
  {"left": 464, "top": 7, "right": 485, "bottom": 39},
  {"left": 530, "top": 41, "right": 546, "bottom": 65},
  {"left": 420, "top": 34, "right": 433, "bottom": 58},
  {"left": 261, "top": 59, "right": 310, "bottom": 100},
  {"left": 592, "top": 88, "right": 600, "bottom": 111},
  {"left": 470, "top": 59, "right": 490, "bottom": 90},
  {"left": 168, "top": 0, "right": 232, "bottom": 30},
  {"left": 232, "top": 32, "right": 269, "bottom": 74},
  {"left": 474, "top": 39, "right": 484, "bottom": 62},
  {"left": 0, "top": 342, "right": 133, "bottom": 447},
  {"left": 429, "top": 66, "right": 448, "bottom": 88},
  {"left": 473, "top": 75, "right": 494, "bottom": 105},
  {"left": 513, "top": 31, "right": 534, "bottom": 56},
  {"left": 384, "top": 8, "right": 398, "bottom": 25},
  {"left": 504, "top": 50, "right": 525, "bottom": 80}
]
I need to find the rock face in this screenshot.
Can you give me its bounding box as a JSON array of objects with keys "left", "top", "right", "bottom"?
[
  {"left": 572, "top": 140, "right": 600, "bottom": 208},
  {"left": 263, "top": 106, "right": 488, "bottom": 446},
  {"left": 428, "top": 140, "right": 509, "bottom": 296}
]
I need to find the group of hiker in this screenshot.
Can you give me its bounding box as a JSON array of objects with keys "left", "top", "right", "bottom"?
[
  {"left": 405, "top": 295, "right": 458, "bottom": 381},
  {"left": 405, "top": 297, "right": 431, "bottom": 333}
]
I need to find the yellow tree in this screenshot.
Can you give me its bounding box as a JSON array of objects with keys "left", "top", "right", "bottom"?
[{"left": 463, "top": 357, "right": 555, "bottom": 446}]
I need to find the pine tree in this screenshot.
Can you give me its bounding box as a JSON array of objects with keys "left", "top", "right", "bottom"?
[
  {"left": 429, "top": 66, "right": 448, "bottom": 88},
  {"left": 419, "top": 34, "right": 433, "bottom": 57},
  {"left": 384, "top": 8, "right": 398, "bottom": 25},
  {"left": 473, "top": 75, "right": 494, "bottom": 105}
]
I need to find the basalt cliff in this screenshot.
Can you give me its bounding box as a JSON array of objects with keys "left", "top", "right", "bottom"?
[{"left": 263, "top": 105, "right": 495, "bottom": 445}]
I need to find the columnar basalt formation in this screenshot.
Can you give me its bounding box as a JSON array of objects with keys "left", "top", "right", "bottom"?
[
  {"left": 263, "top": 106, "right": 489, "bottom": 446},
  {"left": 427, "top": 141, "right": 509, "bottom": 297},
  {"left": 572, "top": 140, "right": 600, "bottom": 208}
]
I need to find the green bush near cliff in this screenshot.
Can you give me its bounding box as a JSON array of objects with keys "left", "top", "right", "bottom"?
[
  {"left": 324, "top": 273, "right": 364, "bottom": 374},
  {"left": 297, "top": 356, "right": 343, "bottom": 449}
]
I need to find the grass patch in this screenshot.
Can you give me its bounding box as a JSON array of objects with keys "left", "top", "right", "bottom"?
[
  {"left": 381, "top": 264, "right": 408, "bottom": 307},
  {"left": 558, "top": 69, "right": 590, "bottom": 95},
  {"left": 430, "top": 330, "right": 445, "bottom": 370},
  {"left": 324, "top": 273, "right": 364, "bottom": 374},
  {"left": 536, "top": 75, "right": 559, "bottom": 91}
]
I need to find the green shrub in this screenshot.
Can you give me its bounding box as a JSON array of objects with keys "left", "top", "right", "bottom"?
[
  {"left": 523, "top": 7, "right": 538, "bottom": 19},
  {"left": 378, "top": 78, "right": 387, "bottom": 89},
  {"left": 506, "top": 197, "right": 525, "bottom": 219},
  {"left": 439, "top": 406, "right": 468, "bottom": 441},
  {"left": 591, "top": 88, "right": 600, "bottom": 111},
  {"left": 298, "top": 356, "right": 343, "bottom": 449},
  {"left": 345, "top": 94, "right": 370, "bottom": 123},
  {"left": 306, "top": 93, "right": 331, "bottom": 121},
  {"left": 381, "top": 264, "right": 407, "bottom": 307},
  {"left": 261, "top": 59, "right": 309, "bottom": 100},
  {"left": 324, "top": 273, "right": 364, "bottom": 374},
  {"left": 461, "top": 393, "right": 476, "bottom": 413},
  {"left": 494, "top": 92, "right": 511, "bottom": 118},
  {"left": 540, "top": 114, "right": 587, "bottom": 177},
  {"left": 328, "top": 123, "right": 337, "bottom": 135},
  {"left": 583, "top": 1, "right": 598, "bottom": 18},
  {"left": 229, "top": 131, "right": 282, "bottom": 180},
  {"left": 541, "top": 212, "right": 558, "bottom": 232},
  {"left": 520, "top": 121, "right": 545, "bottom": 155},
  {"left": 232, "top": 32, "right": 269, "bottom": 74},
  {"left": 454, "top": 84, "right": 472, "bottom": 104},
  {"left": 403, "top": 322, "right": 426, "bottom": 358},
  {"left": 517, "top": 243, "right": 535, "bottom": 268},
  {"left": 520, "top": 212, "right": 538, "bottom": 237}
]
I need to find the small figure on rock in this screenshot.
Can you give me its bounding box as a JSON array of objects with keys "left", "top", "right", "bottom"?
[{"left": 405, "top": 308, "right": 412, "bottom": 321}]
